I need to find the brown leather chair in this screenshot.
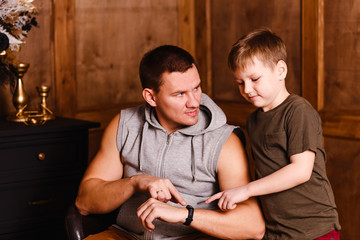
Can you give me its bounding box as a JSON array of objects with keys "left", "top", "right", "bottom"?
[
  {"left": 64, "top": 128, "right": 246, "bottom": 240},
  {"left": 65, "top": 203, "right": 118, "bottom": 240}
]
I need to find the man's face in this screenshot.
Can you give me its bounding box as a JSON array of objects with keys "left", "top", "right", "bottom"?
[{"left": 150, "top": 65, "right": 202, "bottom": 133}]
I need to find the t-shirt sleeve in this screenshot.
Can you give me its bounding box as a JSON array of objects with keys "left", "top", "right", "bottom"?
[{"left": 286, "top": 101, "right": 322, "bottom": 157}]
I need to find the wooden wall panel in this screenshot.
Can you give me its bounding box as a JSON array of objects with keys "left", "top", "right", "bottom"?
[
  {"left": 75, "top": 0, "right": 179, "bottom": 112},
  {"left": 324, "top": 0, "right": 360, "bottom": 112},
  {"left": 302, "top": 0, "right": 324, "bottom": 110},
  {"left": 53, "top": 0, "right": 77, "bottom": 117},
  {"left": 325, "top": 137, "right": 360, "bottom": 239},
  {"left": 303, "top": 0, "right": 360, "bottom": 238},
  {"left": 210, "top": 0, "right": 301, "bottom": 105}
]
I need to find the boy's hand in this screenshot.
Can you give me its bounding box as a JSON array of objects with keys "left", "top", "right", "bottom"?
[{"left": 206, "top": 186, "right": 250, "bottom": 211}]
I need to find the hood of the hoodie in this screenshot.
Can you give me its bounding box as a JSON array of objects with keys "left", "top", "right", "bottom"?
[{"left": 144, "top": 93, "right": 227, "bottom": 135}]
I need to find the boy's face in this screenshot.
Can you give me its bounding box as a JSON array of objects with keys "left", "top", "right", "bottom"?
[
  {"left": 232, "top": 56, "right": 288, "bottom": 112},
  {"left": 143, "top": 64, "right": 202, "bottom": 133}
]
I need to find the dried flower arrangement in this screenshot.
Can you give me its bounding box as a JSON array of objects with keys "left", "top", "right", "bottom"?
[{"left": 0, "top": 0, "right": 38, "bottom": 85}]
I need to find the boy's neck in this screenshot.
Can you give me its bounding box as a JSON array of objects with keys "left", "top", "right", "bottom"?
[{"left": 262, "top": 89, "right": 290, "bottom": 112}]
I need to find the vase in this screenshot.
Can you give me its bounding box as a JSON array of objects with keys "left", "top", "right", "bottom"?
[{"left": 7, "top": 63, "right": 29, "bottom": 122}]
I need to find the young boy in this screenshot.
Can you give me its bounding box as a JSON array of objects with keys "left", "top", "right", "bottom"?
[{"left": 206, "top": 28, "right": 341, "bottom": 239}]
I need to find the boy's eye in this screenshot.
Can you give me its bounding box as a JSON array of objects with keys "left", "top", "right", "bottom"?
[
  {"left": 251, "top": 77, "right": 260, "bottom": 81},
  {"left": 237, "top": 81, "right": 244, "bottom": 86}
]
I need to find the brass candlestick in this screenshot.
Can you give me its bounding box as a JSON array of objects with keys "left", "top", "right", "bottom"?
[
  {"left": 7, "top": 63, "right": 29, "bottom": 122},
  {"left": 36, "top": 85, "right": 55, "bottom": 121}
]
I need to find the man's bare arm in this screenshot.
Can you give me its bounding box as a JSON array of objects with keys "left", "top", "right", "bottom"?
[
  {"left": 75, "top": 114, "right": 132, "bottom": 215},
  {"left": 75, "top": 114, "right": 185, "bottom": 215},
  {"left": 190, "top": 132, "right": 265, "bottom": 239}
]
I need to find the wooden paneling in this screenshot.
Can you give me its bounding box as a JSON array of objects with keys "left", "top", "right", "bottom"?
[
  {"left": 325, "top": 136, "right": 360, "bottom": 239},
  {"left": 178, "top": 0, "right": 196, "bottom": 57},
  {"left": 210, "top": 0, "right": 301, "bottom": 105},
  {"left": 324, "top": 0, "right": 360, "bottom": 112},
  {"left": 302, "top": 0, "right": 324, "bottom": 110},
  {"left": 303, "top": 0, "right": 360, "bottom": 238},
  {"left": 53, "top": 0, "right": 77, "bottom": 117},
  {"left": 75, "top": 0, "right": 179, "bottom": 114},
  {"left": 194, "top": 0, "right": 213, "bottom": 96}
]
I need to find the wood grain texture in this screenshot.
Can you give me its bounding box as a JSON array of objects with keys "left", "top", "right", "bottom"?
[
  {"left": 75, "top": 0, "right": 178, "bottom": 111},
  {"left": 302, "top": 0, "right": 324, "bottom": 111},
  {"left": 53, "top": 0, "right": 77, "bottom": 117},
  {"left": 211, "top": 0, "right": 301, "bottom": 103}
]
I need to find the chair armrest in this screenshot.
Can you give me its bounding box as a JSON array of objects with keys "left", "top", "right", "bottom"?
[{"left": 65, "top": 203, "right": 118, "bottom": 240}]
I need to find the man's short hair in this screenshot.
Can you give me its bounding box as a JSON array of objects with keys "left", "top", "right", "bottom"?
[
  {"left": 139, "top": 45, "right": 197, "bottom": 92},
  {"left": 228, "top": 28, "right": 287, "bottom": 71}
]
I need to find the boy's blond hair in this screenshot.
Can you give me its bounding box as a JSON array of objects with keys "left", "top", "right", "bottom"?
[{"left": 228, "top": 28, "right": 287, "bottom": 71}]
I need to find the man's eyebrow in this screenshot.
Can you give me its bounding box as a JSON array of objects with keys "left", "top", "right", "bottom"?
[{"left": 172, "top": 82, "right": 201, "bottom": 94}]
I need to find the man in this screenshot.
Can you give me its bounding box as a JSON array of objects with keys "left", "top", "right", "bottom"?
[{"left": 75, "top": 45, "right": 265, "bottom": 240}]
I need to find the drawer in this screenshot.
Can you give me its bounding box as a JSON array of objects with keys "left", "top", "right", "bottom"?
[
  {"left": 0, "top": 176, "right": 80, "bottom": 235},
  {"left": 0, "top": 136, "right": 85, "bottom": 183}
]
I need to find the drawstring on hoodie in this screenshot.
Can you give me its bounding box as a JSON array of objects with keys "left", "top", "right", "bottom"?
[
  {"left": 138, "top": 121, "right": 149, "bottom": 171},
  {"left": 191, "top": 136, "right": 197, "bottom": 182}
]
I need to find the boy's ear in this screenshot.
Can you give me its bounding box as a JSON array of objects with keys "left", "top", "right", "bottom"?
[
  {"left": 142, "top": 88, "right": 157, "bottom": 107},
  {"left": 276, "top": 60, "right": 288, "bottom": 80}
]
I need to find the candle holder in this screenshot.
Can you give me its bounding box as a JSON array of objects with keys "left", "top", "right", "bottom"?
[
  {"left": 36, "top": 85, "right": 55, "bottom": 121},
  {"left": 6, "top": 63, "right": 30, "bottom": 122},
  {"left": 21, "top": 84, "right": 55, "bottom": 125},
  {"left": 6, "top": 63, "right": 55, "bottom": 125}
]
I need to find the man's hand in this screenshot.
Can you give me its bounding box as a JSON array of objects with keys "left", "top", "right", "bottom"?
[
  {"left": 132, "top": 175, "right": 186, "bottom": 206},
  {"left": 137, "top": 198, "right": 188, "bottom": 232}
]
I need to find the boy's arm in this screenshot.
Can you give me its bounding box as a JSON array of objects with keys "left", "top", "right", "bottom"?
[
  {"left": 207, "top": 150, "right": 315, "bottom": 209},
  {"left": 246, "top": 150, "right": 315, "bottom": 197}
]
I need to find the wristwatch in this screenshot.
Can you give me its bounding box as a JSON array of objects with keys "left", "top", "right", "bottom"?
[{"left": 184, "top": 205, "right": 194, "bottom": 226}]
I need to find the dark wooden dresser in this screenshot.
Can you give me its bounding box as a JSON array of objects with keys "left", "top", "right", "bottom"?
[{"left": 0, "top": 117, "right": 99, "bottom": 240}]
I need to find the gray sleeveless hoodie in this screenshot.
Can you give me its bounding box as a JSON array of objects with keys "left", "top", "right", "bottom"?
[{"left": 115, "top": 93, "right": 236, "bottom": 239}]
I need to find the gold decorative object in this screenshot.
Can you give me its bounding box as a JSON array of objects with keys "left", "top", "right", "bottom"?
[
  {"left": 6, "top": 63, "right": 55, "bottom": 125},
  {"left": 7, "top": 63, "right": 30, "bottom": 122},
  {"left": 36, "top": 85, "right": 55, "bottom": 121}
]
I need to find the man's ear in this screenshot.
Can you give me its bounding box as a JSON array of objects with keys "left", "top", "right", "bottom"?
[
  {"left": 276, "top": 60, "right": 288, "bottom": 80},
  {"left": 142, "top": 88, "right": 157, "bottom": 107}
]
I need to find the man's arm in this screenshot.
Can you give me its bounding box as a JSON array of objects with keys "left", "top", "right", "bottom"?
[
  {"left": 190, "top": 132, "right": 265, "bottom": 239},
  {"left": 137, "top": 132, "right": 265, "bottom": 239},
  {"left": 75, "top": 114, "right": 133, "bottom": 215},
  {"left": 75, "top": 114, "right": 185, "bottom": 216}
]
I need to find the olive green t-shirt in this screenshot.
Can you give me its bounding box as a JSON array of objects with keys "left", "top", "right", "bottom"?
[{"left": 247, "top": 94, "right": 341, "bottom": 240}]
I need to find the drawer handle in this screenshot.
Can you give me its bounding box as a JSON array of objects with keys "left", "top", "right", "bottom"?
[
  {"left": 28, "top": 198, "right": 54, "bottom": 206},
  {"left": 38, "top": 152, "right": 46, "bottom": 161}
]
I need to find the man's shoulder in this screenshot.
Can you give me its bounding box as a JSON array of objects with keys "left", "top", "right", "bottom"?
[
  {"left": 121, "top": 104, "right": 146, "bottom": 120},
  {"left": 119, "top": 104, "right": 147, "bottom": 131}
]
